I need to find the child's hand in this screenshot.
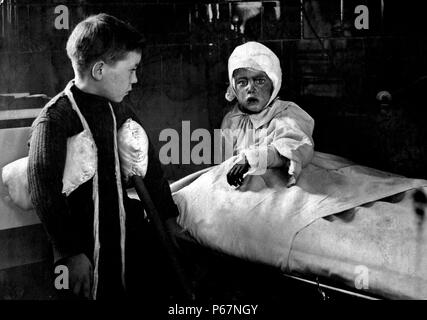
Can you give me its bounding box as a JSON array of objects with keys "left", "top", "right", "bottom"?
[{"left": 226, "top": 157, "right": 250, "bottom": 187}]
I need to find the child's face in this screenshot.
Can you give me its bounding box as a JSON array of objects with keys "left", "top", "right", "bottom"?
[
  {"left": 233, "top": 68, "right": 273, "bottom": 113},
  {"left": 98, "top": 50, "right": 141, "bottom": 103}
]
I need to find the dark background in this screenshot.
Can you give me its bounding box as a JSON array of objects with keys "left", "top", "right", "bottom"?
[{"left": 1, "top": 0, "right": 426, "bottom": 180}]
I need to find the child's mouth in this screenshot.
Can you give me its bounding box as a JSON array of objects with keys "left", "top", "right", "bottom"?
[{"left": 246, "top": 97, "right": 258, "bottom": 104}]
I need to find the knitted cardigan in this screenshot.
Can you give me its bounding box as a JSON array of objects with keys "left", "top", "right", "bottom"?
[{"left": 27, "top": 84, "right": 179, "bottom": 269}]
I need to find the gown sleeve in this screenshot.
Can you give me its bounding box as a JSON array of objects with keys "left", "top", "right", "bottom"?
[
  {"left": 268, "top": 102, "right": 314, "bottom": 185},
  {"left": 236, "top": 102, "right": 315, "bottom": 186}
]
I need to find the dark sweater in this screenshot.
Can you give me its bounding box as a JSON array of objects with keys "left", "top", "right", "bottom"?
[{"left": 27, "top": 84, "right": 179, "bottom": 279}]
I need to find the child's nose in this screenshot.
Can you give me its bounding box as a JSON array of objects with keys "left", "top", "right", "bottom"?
[
  {"left": 247, "top": 81, "right": 256, "bottom": 93},
  {"left": 131, "top": 72, "right": 138, "bottom": 84}
]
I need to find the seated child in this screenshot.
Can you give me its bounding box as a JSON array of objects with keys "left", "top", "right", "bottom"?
[
  {"left": 221, "top": 41, "right": 314, "bottom": 188},
  {"left": 171, "top": 41, "right": 427, "bottom": 282}
]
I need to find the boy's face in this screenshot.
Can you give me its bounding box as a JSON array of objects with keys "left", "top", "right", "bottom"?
[
  {"left": 98, "top": 50, "right": 141, "bottom": 103},
  {"left": 233, "top": 68, "right": 273, "bottom": 114}
]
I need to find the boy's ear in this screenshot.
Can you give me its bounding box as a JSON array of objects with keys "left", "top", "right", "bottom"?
[{"left": 91, "top": 61, "right": 104, "bottom": 80}]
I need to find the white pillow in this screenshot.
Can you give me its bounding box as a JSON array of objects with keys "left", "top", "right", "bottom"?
[
  {"left": 118, "top": 118, "right": 149, "bottom": 181},
  {"left": 2, "top": 156, "right": 33, "bottom": 210}
]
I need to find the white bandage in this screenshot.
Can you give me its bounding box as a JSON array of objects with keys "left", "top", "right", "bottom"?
[
  {"left": 117, "top": 118, "right": 149, "bottom": 181},
  {"left": 62, "top": 130, "right": 97, "bottom": 196}
]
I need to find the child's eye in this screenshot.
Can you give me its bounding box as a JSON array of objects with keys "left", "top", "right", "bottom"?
[
  {"left": 255, "top": 78, "right": 266, "bottom": 85},
  {"left": 237, "top": 79, "right": 248, "bottom": 86}
]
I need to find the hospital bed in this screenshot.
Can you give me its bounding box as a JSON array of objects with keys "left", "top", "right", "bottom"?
[
  {"left": 0, "top": 96, "right": 190, "bottom": 300},
  {"left": 170, "top": 162, "right": 427, "bottom": 300},
  {"left": 0, "top": 96, "right": 57, "bottom": 299}
]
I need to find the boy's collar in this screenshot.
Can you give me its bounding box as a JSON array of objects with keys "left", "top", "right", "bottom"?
[{"left": 70, "top": 80, "right": 111, "bottom": 105}]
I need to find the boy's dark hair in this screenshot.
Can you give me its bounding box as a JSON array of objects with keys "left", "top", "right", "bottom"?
[{"left": 66, "top": 13, "right": 145, "bottom": 74}]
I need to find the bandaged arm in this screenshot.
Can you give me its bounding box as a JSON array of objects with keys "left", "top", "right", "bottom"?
[
  {"left": 239, "top": 103, "right": 314, "bottom": 185},
  {"left": 114, "top": 103, "right": 180, "bottom": 221}
]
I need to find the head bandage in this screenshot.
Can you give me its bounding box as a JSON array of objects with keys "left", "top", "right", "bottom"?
[{"left": 225, "top": 41, "right": 282, "bottom": 108}]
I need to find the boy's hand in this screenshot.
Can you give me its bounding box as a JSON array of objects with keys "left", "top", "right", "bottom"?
[
  {"left": 227, "top": 157, "right": 250, "bottom": 187},
  {"left": 58, "top": 253, "right": 93, "bottom": 299}
]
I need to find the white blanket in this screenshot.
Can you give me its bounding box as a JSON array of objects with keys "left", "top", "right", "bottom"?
[{"left": 172, "top": 151, "right": 427, "bottom": 273}]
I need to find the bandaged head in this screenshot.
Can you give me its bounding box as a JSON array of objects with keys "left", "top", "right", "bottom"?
[{"left": 225, "top": 41, "right": 282, "bottom": 109}]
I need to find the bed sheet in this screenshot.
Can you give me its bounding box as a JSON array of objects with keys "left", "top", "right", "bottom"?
[
  {"left": 171, "top": 152, "right": 427, "bottom": 299},
  {"left": 289, "top": 190, "right": 427, "bottom": 299}
]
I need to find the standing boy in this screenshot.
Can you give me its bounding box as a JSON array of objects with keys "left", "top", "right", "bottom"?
[{"left": 28, "top": 13, "right": 181, "bottom": 300}]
